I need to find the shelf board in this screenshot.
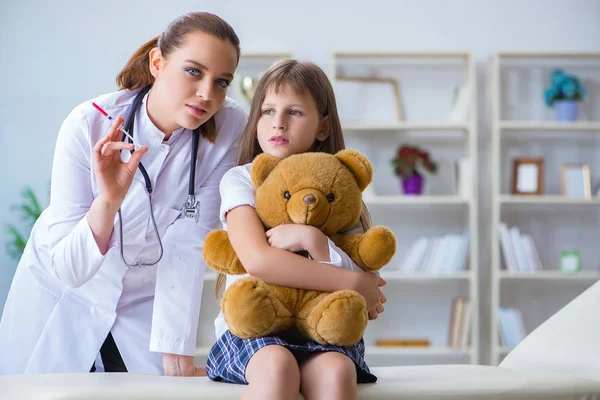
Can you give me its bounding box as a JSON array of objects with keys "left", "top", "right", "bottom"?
[
  {"left": 496, "top": 51, "right": 600, "bottom": 59},
  {"left": 334, "top": 51, "right": 471, "bottom": 59},
  {"left": 365, "top": 195, "right": 470, "bottom": 206},
  {"left": 366, "top": 345, "right": 470, "bottom": 356},
  {"left": 380, "top": 271, "right": 471, "bottom": 281},
  {"left": 499, "top": 270, "right": 600, "bottom": 281},
  {"left": 497, "top": 346, "right": 514, "bottom": 355},
  {"left": 499, "top": 121, "right": 600, "bottom": 131},
  {"left": 499, "top": 195, "right": 600, "bottom": 205},
  {"left": 343, "top": 122, "right": 470, "bottom": 132}
]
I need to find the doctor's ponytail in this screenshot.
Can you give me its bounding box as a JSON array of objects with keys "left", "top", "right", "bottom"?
[{"left": 116, "top": 37, "right": 158, "bottom": 91}]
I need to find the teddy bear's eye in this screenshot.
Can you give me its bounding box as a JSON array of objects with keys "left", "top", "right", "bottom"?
[
  {"left": 326, "top": 193, "right": 335, "bottom": 202},
  {"left": 284, "top": 191, "right": 291, "bottom": 200}
]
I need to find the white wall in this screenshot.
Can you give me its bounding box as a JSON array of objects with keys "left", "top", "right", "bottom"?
[{"left": 1, "top": 0, "right": 599, "bottom": 364}]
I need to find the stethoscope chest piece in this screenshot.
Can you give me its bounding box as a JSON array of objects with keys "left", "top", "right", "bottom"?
[{"left": 183, "top": 195, "right": 200, "bottom": 223}]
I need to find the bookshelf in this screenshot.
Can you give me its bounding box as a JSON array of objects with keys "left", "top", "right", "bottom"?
[
  {"left": 330, "top": 51, "right": 479, "bottom": 366},
  {"left": 489, "top": 51, "right": 600, "bottom": 365}
]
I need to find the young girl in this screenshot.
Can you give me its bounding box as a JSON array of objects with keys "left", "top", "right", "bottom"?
[{"left": 207, "top": 59, "right": 386, "bottom": 400}]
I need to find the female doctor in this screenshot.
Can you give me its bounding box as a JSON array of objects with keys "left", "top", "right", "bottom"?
[{"left": 0, "top": 12, "right": 246, "bottom": 376}]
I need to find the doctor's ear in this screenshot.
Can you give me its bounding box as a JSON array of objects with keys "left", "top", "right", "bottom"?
[{"left": 149, "top": 47, "right": 163, "bottom": 78}]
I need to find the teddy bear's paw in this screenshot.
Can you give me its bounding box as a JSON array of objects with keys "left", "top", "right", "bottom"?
[
  {"left": 223, "top": 278, "right": 293, "bottom": 338},
  {"left": 306, "top": 290, "right": 367, "bottom": 346},
  {"left": 203, "top": 230, "right": 247, "bottom": 275},
  {"left": 359, "top": 226, "right": 397, "bottom": 271}
]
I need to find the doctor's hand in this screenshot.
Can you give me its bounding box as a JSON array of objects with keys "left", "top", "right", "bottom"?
[
  {"left": 93, "top": 116, "right": 148, "bottom": 208},
  {"left": 163, "top": 353, "right": 208, "bottom": 377}
]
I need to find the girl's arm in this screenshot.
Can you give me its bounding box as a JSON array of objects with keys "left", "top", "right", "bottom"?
[{"left": 226, "top": 205, "right": 382, "bottom": 309}]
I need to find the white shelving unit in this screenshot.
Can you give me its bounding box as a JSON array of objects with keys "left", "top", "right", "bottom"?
[
  {"left": 489, "top": 51, "right": 600, "bottom": 365},
  {"left": 195, "top": 52, "right": 292, "bottom": 366},
  {"left": 330, "top": 51, "right": 479, "bottom": 366}
]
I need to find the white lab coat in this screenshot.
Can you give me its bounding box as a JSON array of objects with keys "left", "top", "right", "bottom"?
[{"left": 0, "top": 89, "right": 247, "bottom": 374}]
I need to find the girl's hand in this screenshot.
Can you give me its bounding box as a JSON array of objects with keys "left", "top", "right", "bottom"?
[
  {"left": 266, "top": 225, "right": 329, "bottom": 260},
  {"left": 368, "top": 286, "right": 387, "bottom": 320},
  {"left": 353, "top": 272, "right": 386, "bottom": 311},
  {"left": 92, "top": 116, "right": 148, "bottom": 208}
]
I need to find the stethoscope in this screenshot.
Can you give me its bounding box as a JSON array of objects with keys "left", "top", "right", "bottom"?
[{"left": 118, "top": 86, "right": 201, "bottom": 268}]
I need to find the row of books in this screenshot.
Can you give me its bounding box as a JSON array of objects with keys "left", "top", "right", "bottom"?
[
  {"left": 498, "top": 223, "right": 543, "bottom": 272},
  {"left": 448, "top": 297, "right": 471, "bottom": 348},
  {"left": 397, "top": 233, "right": 470, "bottom": 273},
  {"left": 498, "top": 307, "right": 527, "bottom": 348}
]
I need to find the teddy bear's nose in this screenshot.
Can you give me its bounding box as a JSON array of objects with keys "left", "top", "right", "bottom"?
[{"left": 303, "top": 195, "right": 316, "bottom": 205}]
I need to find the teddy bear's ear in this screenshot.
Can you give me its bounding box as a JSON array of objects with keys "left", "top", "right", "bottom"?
[
  {"left": 251, "top": 153, "right": 282, "bottom": 188},
  {"left": 336, "top": 149, "right": 373, "bottom": 191}
]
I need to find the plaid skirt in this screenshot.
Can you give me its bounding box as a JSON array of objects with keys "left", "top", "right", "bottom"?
[{"left": 206, "top": 330, "right": 377, "bottom": 384}]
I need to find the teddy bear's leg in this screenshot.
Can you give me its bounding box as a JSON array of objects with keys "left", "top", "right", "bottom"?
[
  {"left": 222, "top": 277, "right": 294, "bottom": 339},
  {"left": 296, "top": 290, "right": 367, "bottom": 346},
  {"left": 202, "top": 230, "right": 247, "bottom": 275}
]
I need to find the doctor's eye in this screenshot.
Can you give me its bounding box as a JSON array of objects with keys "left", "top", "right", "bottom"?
[
  {"left": 186, "top": 68, "right": 200, "bottom": 76},
  {"left": 283, "top": 191, "right": 291, "bottom": 200},
  {"left": 326, "top": 193, "right": 335, "bottom": 202}
]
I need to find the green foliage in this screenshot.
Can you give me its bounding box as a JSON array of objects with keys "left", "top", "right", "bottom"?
[{"left": 5, "top": 187, "right": 43, "bottom": 261}]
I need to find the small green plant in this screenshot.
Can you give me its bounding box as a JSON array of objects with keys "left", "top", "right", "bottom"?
[
  {"left": 544, "top": 69, "right": 586, "bottom": 107},
  {"left": 5, "top": 187, "right": 43, "bottom": 261}
]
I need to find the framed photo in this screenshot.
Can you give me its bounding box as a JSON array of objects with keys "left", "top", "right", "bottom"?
[
  {"left": 511, "top": 158, "right": 544, "bottom": 195},
  {"left": 559, "top": 250, "right": 581, "bottom": 274},
  {"left": 561, "top": 163, "right": 591, "bottom": 199}
]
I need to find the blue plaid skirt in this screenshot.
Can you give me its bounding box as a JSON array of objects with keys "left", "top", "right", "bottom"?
[{"left": 207, "top": 330, "right": 377, "bottom": 384}]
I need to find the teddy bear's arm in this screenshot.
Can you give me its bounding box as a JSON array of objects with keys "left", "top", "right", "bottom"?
[
  {"left": 202, "top": 230, "right": 248, "bottom": 275},
  {"left": 331, "top": 226, "right": 397, "bottom": 272}
]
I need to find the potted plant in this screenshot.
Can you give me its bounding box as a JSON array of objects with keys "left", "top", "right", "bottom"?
[
  {"left": 544, "top": 69, "right": 586, "bottom": 122},
  {"left": 5, "top": 187, "right": 43, "bottom": 261},
  {"left": 391, "top": 145, "right": 437, "bottom": 195}
]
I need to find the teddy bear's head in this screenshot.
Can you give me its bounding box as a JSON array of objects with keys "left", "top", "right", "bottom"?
[{"left": 251, "top": 150, "right": 373, "bottom": 236}]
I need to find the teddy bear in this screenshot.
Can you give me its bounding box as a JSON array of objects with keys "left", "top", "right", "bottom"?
[{"left": 202, "top": 149, "right": 396, "bottom": 346}]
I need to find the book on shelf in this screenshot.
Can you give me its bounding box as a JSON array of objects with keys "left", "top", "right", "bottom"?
[
  {"left": 498, "top": 223, "right": 543, "bottom": 272},
  {"left": 398, "top": 232, "right": 470, "bottom": 273},
  {"left": 375, "top": 338, "right": 430, "bottom": 347},
  {"left": 448, "top": 297, "right": 471, "bottom": 349},
  {"left": 498, "top": 307, "right": 527, "bottom": 348}
]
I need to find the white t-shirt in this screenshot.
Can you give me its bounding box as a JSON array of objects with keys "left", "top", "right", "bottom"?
[{"left": 213, "top": 162, "right": 365, "bottom": 339}]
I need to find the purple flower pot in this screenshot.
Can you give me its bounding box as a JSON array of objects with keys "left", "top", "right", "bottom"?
[
  {"left": 554, "top": 100, "right": 579, "bottom": 122},
  {"left": 402, "top": 173, "right": 423, "bottom": 195}
]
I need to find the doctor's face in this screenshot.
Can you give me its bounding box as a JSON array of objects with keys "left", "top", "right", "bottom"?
[{"left": 151, "top": 31, "right": 238, "bottom": 132}]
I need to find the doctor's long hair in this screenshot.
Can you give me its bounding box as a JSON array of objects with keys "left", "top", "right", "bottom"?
[
  {"left": 215, "top": 59, "right": 373, "bottom": 297},
  {"left": 115, "top": 12, "right": 240, "bottom": 143}
]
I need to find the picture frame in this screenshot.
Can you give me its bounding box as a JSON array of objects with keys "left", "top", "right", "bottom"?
[
  {"left": 335, "top": 75, "right": 404, "bottom": 122},
  {"left": 511, "top": 158, "right": 544, "bottom": 195},
  {"left": 561, "top": 163, "right": 591, "bottom": 199}
]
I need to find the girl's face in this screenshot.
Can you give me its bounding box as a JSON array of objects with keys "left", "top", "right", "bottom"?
[
  {"left": 149, "top": 31, "right": 237, "bottom": 133},
  {"left": 256, "top": 85, "right": 330, "bottom": 159}
]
